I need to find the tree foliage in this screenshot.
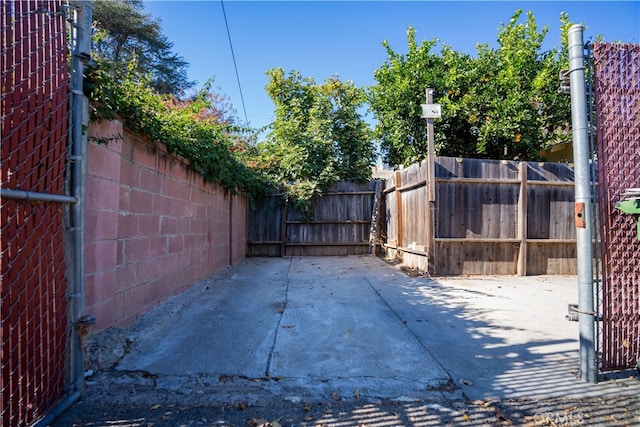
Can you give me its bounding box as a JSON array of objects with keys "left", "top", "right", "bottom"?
[
  {"left": 368, "top": 28, "right": 445, "bottom": 167},
  {"left": 369, "top": 10, "right": 573, "bottom": 167},
  {"left": 178, "top": 79, "right": 239, "bottom": 126},
  {"left": 255, "top": 68, "right": 375, "bottom": 209},
  {"left": 90, "top": 0, "right": 193, "bottom": 95}
]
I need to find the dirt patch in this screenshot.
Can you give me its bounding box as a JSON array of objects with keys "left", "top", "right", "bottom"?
[
  {"left": 85, "top": 327, "right": 133, "bottom": 372},
  {"left": 381, "top": 255, "right": 430, "bottom": 277}
]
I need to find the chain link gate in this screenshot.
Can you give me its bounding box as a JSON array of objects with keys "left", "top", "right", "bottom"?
[
  {"left": 1, "top": 1, "right": 74, "bottom": 425},
  {"left": 593, "top": 42, "right": 640, "bottom": 372}
]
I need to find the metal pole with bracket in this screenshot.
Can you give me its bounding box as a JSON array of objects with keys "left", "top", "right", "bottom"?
[
  {"left": 421, "top": 89, "right": 440, "bottom": 274},
  {"left": 568, "top": 24, "right": 597, "bottom": 383}
]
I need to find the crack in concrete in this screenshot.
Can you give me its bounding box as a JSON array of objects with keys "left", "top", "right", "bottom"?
[
  {"left": 364, "top": 277, "right": 457, "bottom": 390},
  {"left": 264, "top": 258, "right": 293, "bottom": 379}
]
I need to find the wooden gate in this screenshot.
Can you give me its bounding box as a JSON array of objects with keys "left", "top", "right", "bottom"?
[{"left": 248, "top": 181, "right": 381, "bottom": 256}]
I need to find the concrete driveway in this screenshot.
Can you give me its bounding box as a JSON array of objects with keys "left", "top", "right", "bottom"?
[{"left": 114, "top": 255, "right": 639, "bottom": 402}]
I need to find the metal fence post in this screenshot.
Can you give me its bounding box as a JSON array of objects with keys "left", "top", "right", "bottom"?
[
  {"left": 421, "top": 89, "right": 439, "bottom": 274},
  {"left": 68, "top": 0, "right": 92, "bottom": 395},
  {"left": 568, "top": 24, "right": 597, "bottom": 383}
]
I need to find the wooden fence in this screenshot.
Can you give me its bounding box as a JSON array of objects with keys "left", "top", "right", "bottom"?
[
  {"left": 248, "top": 181, "right": 381, "bottom": 256},
  {"left": 383, "top": 157, "right": 577, "bottom": 275}
]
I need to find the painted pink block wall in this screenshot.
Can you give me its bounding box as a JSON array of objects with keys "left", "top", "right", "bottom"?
[{"left": 85, "top": 120, "right": 247, "bottom": 331}]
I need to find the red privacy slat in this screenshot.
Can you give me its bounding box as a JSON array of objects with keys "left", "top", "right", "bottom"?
[
  {"left": 595, "top": 42, "right": 640, "bottom": 371},
  {"left": 1, "top": 1, "right": 70, "bottom": 425}
]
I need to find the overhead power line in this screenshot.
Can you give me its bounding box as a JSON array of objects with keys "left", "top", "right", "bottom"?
[{"left": 220, "top": 0, "right": 248, "bottom": 125}]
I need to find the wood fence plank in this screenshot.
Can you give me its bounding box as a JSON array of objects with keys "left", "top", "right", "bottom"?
[
  {"left": 280, "top": 204, "right": 286, "bottom": 256},
  {"left": 394, "top": 171, "right": 404, "bottom": 250},
  {"left": 517, "top": 161, "right": 528, "bottom": 276}
]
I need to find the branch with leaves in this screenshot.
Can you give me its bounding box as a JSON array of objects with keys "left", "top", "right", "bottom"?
[
  {"left": 254, "top": 68, "right": 375, "bottom": 212},
  {"left": 369, "top": 10, "right": 574, "bottom": 167}
]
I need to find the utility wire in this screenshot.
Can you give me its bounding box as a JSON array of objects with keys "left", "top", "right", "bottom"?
[{"left": 220, "top": 0, "right": 248, "bottom": 125}]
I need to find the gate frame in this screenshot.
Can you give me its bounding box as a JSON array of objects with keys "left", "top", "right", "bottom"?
[{"left": 593, "top": 40, "right": 640, "bottom": 374}]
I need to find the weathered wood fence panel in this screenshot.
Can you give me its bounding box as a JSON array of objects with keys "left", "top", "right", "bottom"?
[
  {"left": 247, "top": 194, "right": 283, "bottom": 256},
  {"left": 248, "top": 157, "right": 576, "bottom": 274},
  {"left": 383, "top": 156, "right": 577, "bottom": 275},
  {"left": 248, "top": 181, "right": 378, "bottom": 256},
  {"left": 524, "top": 162, "right": 576, "bottom": 275}
]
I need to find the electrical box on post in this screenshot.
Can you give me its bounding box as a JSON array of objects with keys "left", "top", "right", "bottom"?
[
  {"left": 615, "top": 188, "right": 640, "bottom": 240},
  {"left": 420, "top": 104, "right": 441, "bottom": 119}
]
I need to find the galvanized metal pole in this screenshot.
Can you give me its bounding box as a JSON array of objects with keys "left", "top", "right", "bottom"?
[
  {"left": 568, "top": 24, "right": 597, "bottom": 383},
  {"left": 0, "top": 188, "right": 78, "bottom": 204},
  {"left": 69, "top": 0, "right": 92, "bottom": 394},
  {"left": 38, "top": 3, "right": 92, "bottom": 425},
  {"left": 425, "top": 89, "right": 436, "bottom": 202}
]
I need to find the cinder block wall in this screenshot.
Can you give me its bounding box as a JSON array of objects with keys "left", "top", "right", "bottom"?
[{"left": 85, "top": 120, "right": 247, "bottom": 331}]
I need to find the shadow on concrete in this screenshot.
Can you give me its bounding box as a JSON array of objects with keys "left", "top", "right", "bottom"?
[
  {"left": 368, "top": 269, "right": 639, "bottom": 401},
  {"left": 55, "top": 256, "right": 640, "bottom": 426}
]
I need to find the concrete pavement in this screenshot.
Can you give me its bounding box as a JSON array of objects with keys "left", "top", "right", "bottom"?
[{"left": 114, "top": 256, "right": 640, "bottom": 402}]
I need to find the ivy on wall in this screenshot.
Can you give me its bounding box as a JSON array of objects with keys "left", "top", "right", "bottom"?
[{"left": 85, "top": 57, "right": 269, "bottom": 198}]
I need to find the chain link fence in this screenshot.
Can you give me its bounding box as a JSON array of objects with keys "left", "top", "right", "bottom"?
[
  {"left": 1, "top": 1, "right": 70, "bottom": 425},
  {"left": 594, "top": 42, "right": 640, "bottom": 372}
]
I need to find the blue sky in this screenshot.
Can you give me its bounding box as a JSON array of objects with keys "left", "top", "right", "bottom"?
[{"left": 143, "top": 1, "right": 639, "bottom": 131}]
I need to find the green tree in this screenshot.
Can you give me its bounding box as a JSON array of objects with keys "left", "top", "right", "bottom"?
[
  {"left": 459, "top": 10, "right": 572, "bottom": 160},
  {"left": 90, "top": 0, "right": 193, "bottom": 95},
  {"left": 368, "top": 27, "right": 445, "bottom": 167},
  {"left": 256, "top": 68, "right": 374, "bottom": 207},
  {"left": 432, "top": 45, "right": 481, "bottom": 158},
  {"left": 369, "top": 10, "right": 573, "bottom": 166}
]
